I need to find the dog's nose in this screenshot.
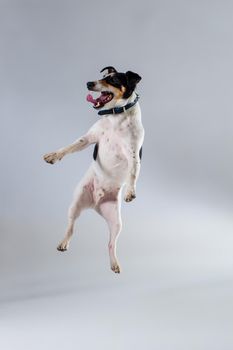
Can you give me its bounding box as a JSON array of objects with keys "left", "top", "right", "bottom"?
[{"left": 87, "top": 81, "right": 95, "bottom": 90}]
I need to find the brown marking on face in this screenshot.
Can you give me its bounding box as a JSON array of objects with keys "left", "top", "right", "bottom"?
[
  {"left": 100, "top": 80, "right": 110, "bottom": 89},
  {"left": 113, "top": 85, "right": 126, "bottom": 99}
]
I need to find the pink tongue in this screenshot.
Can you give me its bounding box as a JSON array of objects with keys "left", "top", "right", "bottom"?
[{"left": 86, "top": 94, "right": 97, "bottom": 104}]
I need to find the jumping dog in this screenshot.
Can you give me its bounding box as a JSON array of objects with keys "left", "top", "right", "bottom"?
[{"left": 43, "top": 66, "right": 144, "bottom": 273}]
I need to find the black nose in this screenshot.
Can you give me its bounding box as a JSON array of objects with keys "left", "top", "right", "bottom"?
[{"left": 87, "top": 81, "right": 95, "bottom": 90}]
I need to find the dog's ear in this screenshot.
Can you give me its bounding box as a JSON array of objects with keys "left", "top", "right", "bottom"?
[
  {"left": 126, "top": 71, "right": 142, "bottom": 87},
  {"left": 100, "top": 66, "right": 117, "bottom": 75}
]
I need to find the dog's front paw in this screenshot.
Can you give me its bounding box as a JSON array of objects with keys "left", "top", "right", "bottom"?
[
  {"left": 43, "top": 152, "right": 62, "bottom": 164},
  {"left": 124, "top": 189, "right": 136, "bottom": 202}
]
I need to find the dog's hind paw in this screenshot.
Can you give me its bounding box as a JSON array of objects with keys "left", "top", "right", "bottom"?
[
  {"left": 57, "top": 241, "right": 69, "bottom": 252},
  {"left": 111, "top": 263, "right": 121, "bottom": 274}
]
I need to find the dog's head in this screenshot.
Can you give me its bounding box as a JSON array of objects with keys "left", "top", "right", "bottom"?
[{"left": 86, "top": 66, "right": 141, "bottom": 110}]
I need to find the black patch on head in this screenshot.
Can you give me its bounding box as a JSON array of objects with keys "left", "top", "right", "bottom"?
[
  {"left": 93, "top": 143, "right": 98, "bottom": 160},
  {"left": 104, "top": 73, "right": 127, "bottom": 89},
  {"left": 101, "top": 69, "right": 142, "bottom": 99}
]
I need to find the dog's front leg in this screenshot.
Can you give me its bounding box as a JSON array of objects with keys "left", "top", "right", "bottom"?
[
  {"left": 124, "top": 151, "right": 141, "bottom": 202},
  {"left": 43, "top": 124, "right": 100, "bottom": 164},
  {"left": 123, "top": 123, "right": 144, "bottom": 202},
  {"left": 43, "top": 136, "right": 90, "bottom": 164},
  {"left": 124, "top": 127, "right": 144, "bottom": 202}
]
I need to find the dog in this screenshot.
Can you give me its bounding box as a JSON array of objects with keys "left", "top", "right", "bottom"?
[{"left": 43, "top": 66, "right": 144, "bottom": 273}]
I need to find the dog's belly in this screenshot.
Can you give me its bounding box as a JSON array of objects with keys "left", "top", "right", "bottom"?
[{"left": 79, "top": 163, "right": 123, "bottom": 207}]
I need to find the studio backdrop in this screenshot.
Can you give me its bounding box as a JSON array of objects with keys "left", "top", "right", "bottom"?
[{"left": 1, "top": 1, "right": 233, "bottom": 349}]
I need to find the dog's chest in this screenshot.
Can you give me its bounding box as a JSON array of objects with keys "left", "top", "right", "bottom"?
[{"left": 101, "top": 114, "right": 140, "bottom": 148}]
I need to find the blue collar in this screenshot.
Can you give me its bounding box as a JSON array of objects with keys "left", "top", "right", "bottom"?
[{"left": 98, "top": 93, "right": 139, "bottom": 116}]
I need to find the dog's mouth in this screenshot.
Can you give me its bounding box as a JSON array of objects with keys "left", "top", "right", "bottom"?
[{"left": 86, "top": 91, "right": 114, "bottom": 109}]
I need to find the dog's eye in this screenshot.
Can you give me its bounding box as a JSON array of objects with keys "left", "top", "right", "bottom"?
[
  {"left": 111, "top": 77, "right": 118, "bottom": 83},
  {"left": 104, "top": 75, "right": 122, "bottom": 88},
  {"left": 109, "top": 76, "right": 121, "bottom": 86}
]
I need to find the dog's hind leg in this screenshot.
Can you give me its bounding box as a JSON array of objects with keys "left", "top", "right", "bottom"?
[
  {"left": 57, "top": 182, "right": 92, "bottom": 252},
  {"left": 96, "top": 199, "right": 122, "bottom": 273}
]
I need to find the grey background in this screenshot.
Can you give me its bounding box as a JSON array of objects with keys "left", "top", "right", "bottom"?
[{"left": 1, "top": 0, "right": 233, "bottom": 349}]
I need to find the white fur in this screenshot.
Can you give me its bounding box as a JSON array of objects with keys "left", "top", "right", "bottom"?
[{"left": 43, "top": 92, "right": 144, "bottom": 273}]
